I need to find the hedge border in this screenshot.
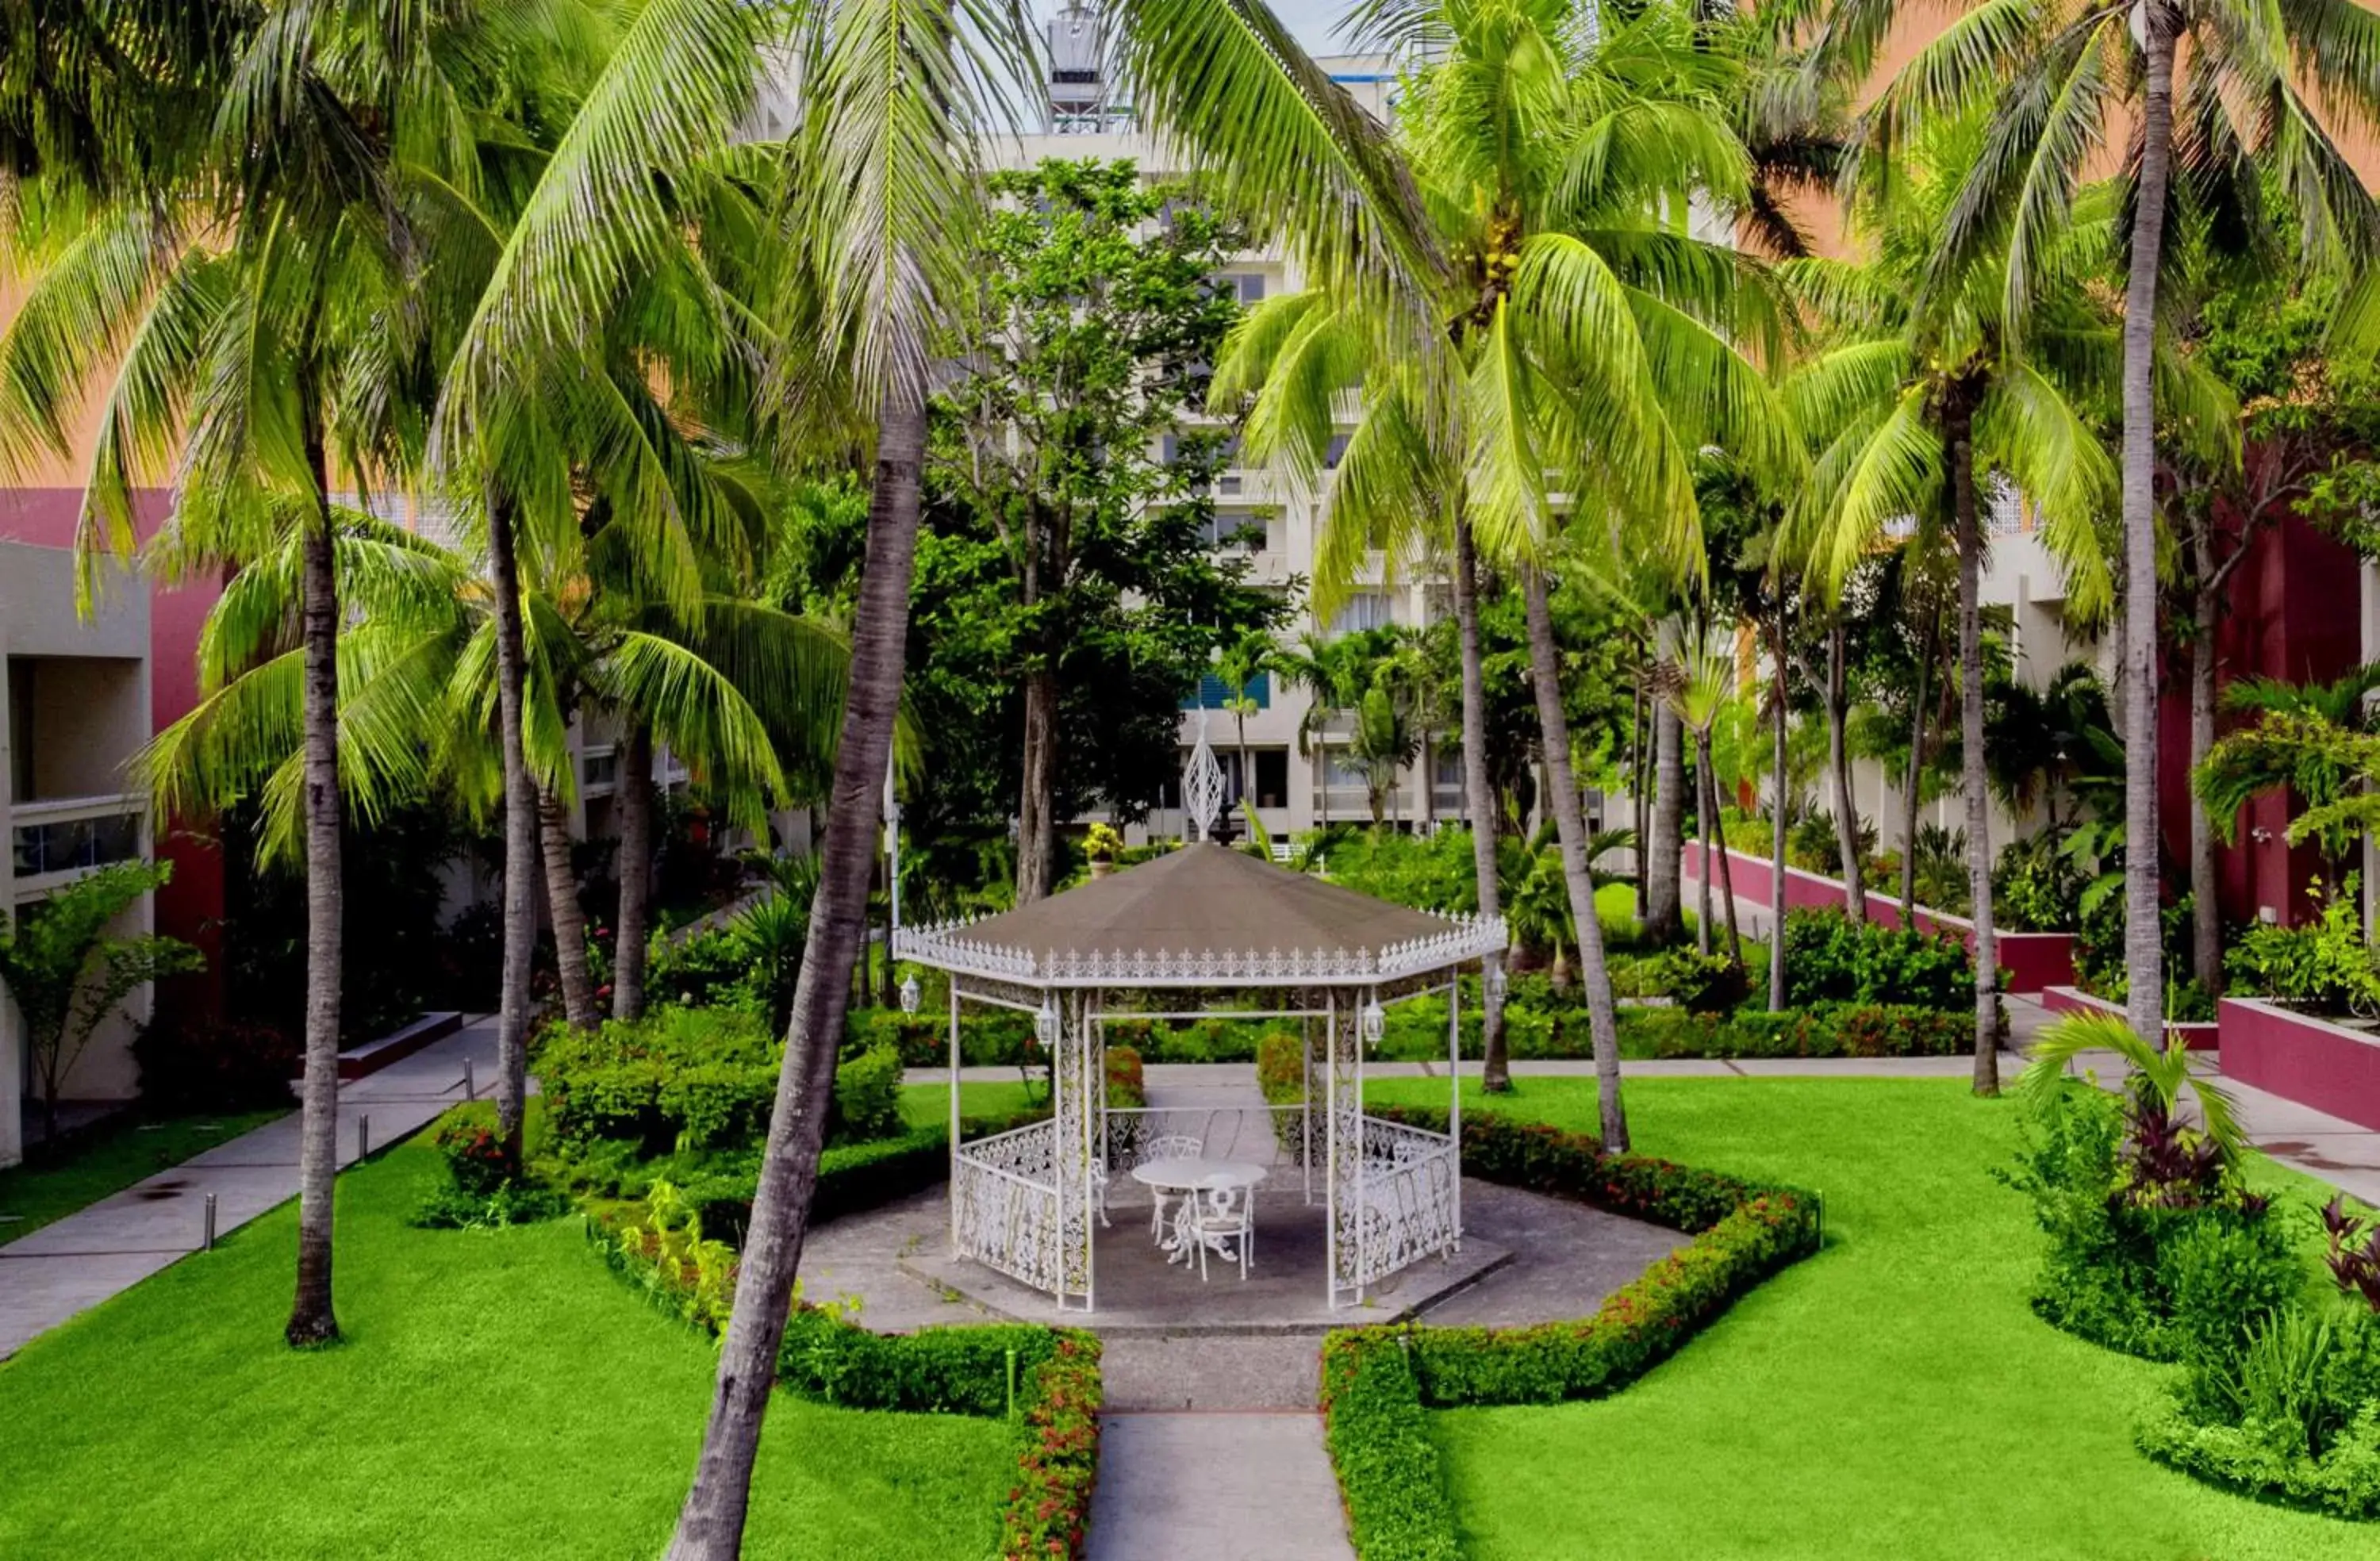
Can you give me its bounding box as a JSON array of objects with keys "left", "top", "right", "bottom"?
[
  {"left": 589, "top": 1149, "right": 1102, "bottom": 1559},
  {"left": 1322, "top": 1107, "right": 1823, "bottom": 1559}
]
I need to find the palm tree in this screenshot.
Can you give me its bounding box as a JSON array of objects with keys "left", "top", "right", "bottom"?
[
  {"left": 1662, "top": 639, "right": 1745, "bottom": 964},
  {"left": 0, "top": 0, "right": 523, "bottom": 1346},
  {"left": 1214, "top": 628, "right": 1281, "bottom": 819},
  {"left": 1820, "top": 0, "right": 2380, "bottom": 1048},
  {"left": 1219, "top": 0, "right": 1798, "bottom": 1149},
  {"left": 1784, "top": 111, "right": 2117, "bottom": 1095},
  {"left": 2021, "top": 1011, "right": 2247, "bottom": 1168},
  {"left": 434, "top": 0, "right": 1447, "bottom": 1547}
]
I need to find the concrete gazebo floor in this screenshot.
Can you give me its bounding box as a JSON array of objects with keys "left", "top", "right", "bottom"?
[{"left": 798, "top": 1176, "right": 1685, "bottom": 1340}]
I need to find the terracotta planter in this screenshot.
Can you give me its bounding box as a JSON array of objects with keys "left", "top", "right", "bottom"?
[{"left": 1088, "top": 860, "right": 1114, "bottom": 879}]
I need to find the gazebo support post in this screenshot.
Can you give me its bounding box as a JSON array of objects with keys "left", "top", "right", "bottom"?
[
  {"left": 1325, "top": 990, "right": 1339, "bottom": 1308},
  {"left": 1301, "top": 1014, "right": 1313, "bottom": 1206},
  {"left": 1449, "top": 974, "right": 1462, "bottom": 1255},
  {"left": 947, "top": 984, "right": 961, "bottom": 1257}
]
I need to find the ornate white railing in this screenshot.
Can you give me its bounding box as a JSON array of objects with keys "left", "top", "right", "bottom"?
[
  {"left": 894, "top": 912, "right": 1506, "bottom": 988},
  {"left": 1342, "top": 1116, "right": 1460, "bottom": 1294},
  {"left": 951, "top": 1120, "right": 1068, "bottom": 1298}
]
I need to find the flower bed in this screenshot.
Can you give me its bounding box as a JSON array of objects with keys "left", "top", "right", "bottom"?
[
  {"left": 1324, "top": 1107, "right": 1821, "bottom": 1558},
  {"left": 593, "top": 1195, "right": 1103, "bottom": 1559}
]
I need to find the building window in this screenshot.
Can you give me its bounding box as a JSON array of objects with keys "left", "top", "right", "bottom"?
[
  {"left": 1250, "top": 747, "right": 1289, "bottom": 808},
  {"left": 1199, "top": 510, "right": 1266, "bottom": 550},
  {"left": 583, "top": 750, "right": 619, "bottom": 789},
  {"left": 1323, "top": 433, "right": 1350, "bottom": 469},
  {"left": 1328, "top": 593, "right": 1392, "bottom": 636},
  {"left": 1211, "top": 272, "right": 1266, "bottom": 305},
  {"left": 1186, "top": 672, "right": 1270, "bottom": 710}
]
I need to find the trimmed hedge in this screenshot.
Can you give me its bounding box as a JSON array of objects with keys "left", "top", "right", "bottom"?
[
  {"left": 594, "top": 1195, "right": 1104, "bottom": 1559},
  {"left": 693, "top": 1107, "right": 1048, "bottom": 1247},
  {"left": 1322, "top": 1107, "right": 1823, "bottom": 1559},
  {"left": 1614, "top": 1003, "right": 1968, "bottom": 1061}
]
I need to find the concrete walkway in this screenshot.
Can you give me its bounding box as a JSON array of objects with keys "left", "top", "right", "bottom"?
[
  {"left": 0, "top": 1017, "right": 497, "bottom": 1361},
  {"left": 1085, "top": 1411, "right": 1355, "bottom": 1561}
]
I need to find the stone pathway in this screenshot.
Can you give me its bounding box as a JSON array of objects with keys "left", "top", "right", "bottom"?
[{"left": 0, "top": 1018, "right": 497, "bottom": 1361}]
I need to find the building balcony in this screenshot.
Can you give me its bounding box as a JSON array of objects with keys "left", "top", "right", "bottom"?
[{"left": 10, "top": 792, "right": 145, "bottom": 901}]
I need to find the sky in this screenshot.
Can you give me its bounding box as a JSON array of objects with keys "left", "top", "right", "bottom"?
[{"left": 1268, "top": 0, "right": 1361, "bottom": 53}]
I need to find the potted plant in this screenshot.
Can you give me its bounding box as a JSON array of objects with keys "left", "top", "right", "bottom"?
[{"left": 1084, "top": 823, "right": 1126, "bottom": 879}]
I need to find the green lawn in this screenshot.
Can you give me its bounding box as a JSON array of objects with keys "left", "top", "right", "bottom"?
[
  {"left": 0, "top": 1130, "right": 1012, "bottom": 1560},
  {"left": 899, "top": 1079, "right": 1041, "bottom": 1130},
  {"left": 1364, "top": 1075, "right": 2373, "bottom": 1561},
  {"left": 0, "top": 1110, "right": 286, "bottom": 1246}
]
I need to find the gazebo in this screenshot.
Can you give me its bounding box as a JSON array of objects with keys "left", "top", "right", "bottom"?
[{"left": 892, "top": 830, "right": 1504, "bottom": 1313}]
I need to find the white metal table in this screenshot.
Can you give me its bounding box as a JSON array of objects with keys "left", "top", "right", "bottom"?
[{"left": 1130, "top": 1158, "right": 1266, "bottom": 1269}]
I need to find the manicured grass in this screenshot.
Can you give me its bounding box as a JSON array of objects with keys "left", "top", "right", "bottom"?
[
  {"left": 1364, "top": 1075, "right": 2374, "bottom": 1561},
  {"left": 0, "top": 1130, "right": 1013, "bottom": 1559},
  {"left": 0, "top": 1110, "right": 286, "bottom": 1246},
  {"left": 898, "top": 1079, "right": 1041, "bottom": 1130}
]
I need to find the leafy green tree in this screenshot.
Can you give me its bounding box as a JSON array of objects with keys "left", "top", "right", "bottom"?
[
  {"left": 0, "top": 860, "right": 203, "bottom": 1143},
  {"left": 927, "top": 159, "right": 1253, "bottom": 899}
]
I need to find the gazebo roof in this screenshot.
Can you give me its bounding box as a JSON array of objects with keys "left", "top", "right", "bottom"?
[{"left": 892, "top": 842, "right": 1505, "bottom": 988}]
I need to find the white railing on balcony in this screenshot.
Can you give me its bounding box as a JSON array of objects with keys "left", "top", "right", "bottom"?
[{"left": 10, "top": 792, "right": 145, "bottom": 888}]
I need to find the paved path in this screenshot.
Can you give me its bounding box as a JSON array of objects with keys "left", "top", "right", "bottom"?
[
  {"left": 1084, "top": 1411, "right": 1355, "bottom": 1561},
  {"left": 0, "top": 1018, "right": 497, "bottom": 1361}
]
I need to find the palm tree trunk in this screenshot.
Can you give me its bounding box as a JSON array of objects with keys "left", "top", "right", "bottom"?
[
  {"left": 1951, "top": 412, "right": 2001, "bottom": 1094},
  {"left": 666, "top": 393, "right": 927, "bottom": 1561},
  {"left": 1454, "top": 516, "right": 1509, "bottom": 1092},
  {"left": 1523, "top": 566, "right": 1628, "bottom": 1153},
  {"left": 1015, "top": 664, "right": 1057, "bottom": 903},
  {"left": 2122, "top": 17, "right": 2180, "bottom": 1041},
  {"left": 1705, "top": 734, "right": 1743, "bottom": 961},
  {"left": 1828, "top": 619, "right": 1867, "bottom": 920},
  {"left": 1694, "top": 734, "right": 1715, "bottom": 957},
  {"left": 1631, "top": 673, "right": 1649, "bottom": 920},
  {"left": 485, "top": 497, "right": 539, "bottom": 1155},
  {"left": 286, "top": 381, "right": 343, "bottom": 1348},
  {"left": 1647, "top": 702, "right": 1685, "bottom": 944},
  {"left": 2188, "top": 513, "right": 2222, "bottom": 995},
  {"left": 539, "top": 788, "right": 599, "bottom": 1030},
  {"left": 1901, "top": 612, "right": 1934, "bottom": 917},
  {"left": 613, "top": 720, "right": 654, "bottom": 1022},
  {"left": 1770, "top": 609, "right": 1790, "bottom": 1011}
]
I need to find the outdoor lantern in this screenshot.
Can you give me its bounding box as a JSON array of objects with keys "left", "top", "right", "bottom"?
[
  {"left": 1361, "top": 998, "right": 1387, "bottom": 1045},
  {"left": 898, "top": 973, "right": 921, "bottom": 1015},
  {"left": 1035, "top": 1000, "right": 1061, "bottom": 1050},
  {"left": 1485, "top": 961, "right": 1509, "bottom": 1003}
]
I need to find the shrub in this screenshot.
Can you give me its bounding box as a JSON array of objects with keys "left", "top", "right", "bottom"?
[
  {"left": 2228, "top": 876, "right": 2380, "bottom": 1015},
  {"left": 1652, "top": 948, "right": 1749, "bottom": 1013},
  {"left": 132, "top": 1014, "right": 300, "bottom": 1112},
  {"left": 1614, "top": 1003, "right": 1964, "bottom": 1061},
  {"left": 1320, "top": 1334, "right": 1460, "bottom": 1561},
  {"left": 2002, "top": 1081, "right": 2304, "bottom": 1362},
  {"left": 413, "top": 1107, "right": 570, "bottom": 1228},
  {"left": 1782, "top": 908, "right": 1972, "bottom": 1011},
  {"left": 643, "top": 924, "right": 766, "bottom": 1012},
  {"left": 1104, "top": 1045, "right": 1145, "bottom": 1108},
  {"left": 2144, "top": 1306, "right": 2380, "bottom": 1521},
  {"left": 831, "top": 1042, "right": 904, "bottom": 1145},
  {"left": 1992, "top": 832, "right": 2085, "bottom": 932}
]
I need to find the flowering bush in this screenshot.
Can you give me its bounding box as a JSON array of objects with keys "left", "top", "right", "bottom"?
[{"left": 411, "top": 1108, "right": 569, "bottom": 1229}]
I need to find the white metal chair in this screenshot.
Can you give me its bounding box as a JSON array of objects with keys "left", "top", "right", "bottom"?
[
  {"left": 1140, "top": 1131, "right": 1206, "bottom": 1239},
  {"left": 1187, "top": 1180, "right": 1253, "bottom": 1281}
]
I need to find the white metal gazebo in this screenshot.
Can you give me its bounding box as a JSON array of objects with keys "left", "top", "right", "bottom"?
[{"left": 892, "top": 830, "right": 1503, "bottom": 1313}]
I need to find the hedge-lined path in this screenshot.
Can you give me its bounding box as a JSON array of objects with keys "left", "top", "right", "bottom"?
[
  {"left": 1084, "top": 1410, "right": 1355, "bottom": 1561},
  {"left": 0, "top": 1016, "right": 500, "bottom": 1360}
]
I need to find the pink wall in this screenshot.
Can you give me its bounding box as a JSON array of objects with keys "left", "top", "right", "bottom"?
[
  {"left": 2219, "top": 998, "right": 2380, "bottom": 1132},
  {"left": 0, "top": 488, "right": 226, "bottom": 1018},
  {"left": 1682, "top": 841, "right": 2076, "bottom": 994},
  {"left": 2040, "top": 984, "right": 2219, "bottom": 1050}
]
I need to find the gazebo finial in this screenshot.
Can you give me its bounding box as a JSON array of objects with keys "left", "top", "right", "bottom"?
[{"left": 1182, "top": 708, "right": 1225, "bottom": 842}]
